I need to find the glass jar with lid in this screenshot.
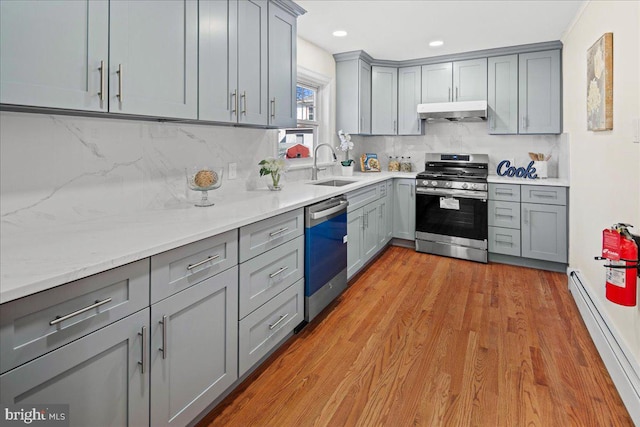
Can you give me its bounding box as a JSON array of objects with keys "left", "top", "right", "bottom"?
[
  {"left": 388, "top": 156, "right": 400, "bottom": 172},
  {"left": 400, "top": 156, "right": 412, "bottom": 172}
]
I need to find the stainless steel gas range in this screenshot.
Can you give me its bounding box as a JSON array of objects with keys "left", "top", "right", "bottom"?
[{"left": 415, "top": 153, "right": 489, "bottom": 263}]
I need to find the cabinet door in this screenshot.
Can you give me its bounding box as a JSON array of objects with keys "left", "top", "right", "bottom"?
[
  {"left": 398, "top": 66, "right": 423, "bottom": 135},
  {"left": 488, "top": 55, "right": 518, "bottom": 134},
  {"left": 363, "top": 202, "right": 379, "bottom": 260},
  {"left": 519, "top": 49, "right": 561, "bottom": 134},
  {"left": 199, "top": 0, "right": 236, "bottom": 122},
  {"left": 0, "top": 0, "right": 108, "bottom": 111},
  {"left": 150, "top": 267, "right": 238, "bottom": 427},
  {"left": 521, "top": 203, "right": 567, "bottom": 263},
  {"left": 0, "top": 309, "right": 149, "bottom": 427},
  {"left": 359, "top": 60, "right": 372, "bottom": 134},
  {"left": 237, "top": 0, "right": 268, "bottom": 125},
  {"left": 109, "top": 0, "right": 198, "bottom": 119},
  {"left": 421, "top": 63, "right": 452, "bottom": 103},
  {"left": 371, "top": 66, "right": 398, "bottom": 135},
  {"left": 453, "top": 58, "right": 487, "bottom": 102},
  {"left": 377, "top": 196, "right": 394, "bottom": 247},
  {"left": 268, "top": 2, "right": 297, "bottom": 128},
  {"left": 385, "top": 181, "right": 394, "bottom": 242},
  {"left": 347, "top": 208, "right": 364, "bottom": 279},
  {"left": 393, "top": 179, "right": 416, "bottom": 240}
]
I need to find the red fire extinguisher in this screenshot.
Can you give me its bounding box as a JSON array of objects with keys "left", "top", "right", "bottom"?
[{"left": 595, "top": 223, "right": 639, "bottom": 307}]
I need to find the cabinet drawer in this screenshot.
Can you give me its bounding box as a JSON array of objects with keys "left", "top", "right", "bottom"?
[
  {"left": 488, "top": 200, "right": 521, "bottom": 229},
  {"left": 239, "top": 208, "right": 303, "bottom": 262},
  {"left": 239, "top": 235, "right": 304, "bottom": 319},
  {"left": 151, "top": 229, "right": 238, "bottom": 303},
  {"left": 489, "top": 226, "right": 521, "bottom": 256},
  {"left": 0, "top": 259, "right": 149, "bottom": 374},
  {"left": 238, "top": 279, "right": 303, "bottom": 376},
  {"left": 346, "top": 184, "right": 379, "bottom": 212},
  {"left": 521, "top": 185, "right": 567, "bottom": 205},
  {"left": 489, "top": 183, "right": 520, "bottom": 202}
]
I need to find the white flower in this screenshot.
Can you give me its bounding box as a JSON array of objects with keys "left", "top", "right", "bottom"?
[{"left": 337, "top": 129, "right": 354, "bottom": 152}]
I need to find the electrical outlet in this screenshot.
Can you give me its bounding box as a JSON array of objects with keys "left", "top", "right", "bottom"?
[{"left": 228, "top": 162, "right": 237, "bottom": 179}]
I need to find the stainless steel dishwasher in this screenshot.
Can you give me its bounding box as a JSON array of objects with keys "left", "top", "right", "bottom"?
[{"left": 304, "top": 196, "right": 349, "bottom": 322}]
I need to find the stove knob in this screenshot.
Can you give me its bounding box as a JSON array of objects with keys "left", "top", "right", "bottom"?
[
  {"left": 431, "top": 181, "right": 438, "bottom": 187},
  {"left": 469, "top": 183, "right": 476, "bottom": 190},
  {"left": 445, "top": 182, "right": 452, "bottom": 188},
  {"left": 462, "top": 183, "right": 468, "bottom": 189}
]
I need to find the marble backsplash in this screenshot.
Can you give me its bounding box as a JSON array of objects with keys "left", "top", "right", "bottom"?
[
  {"left": 1, "top": 111, "right": 568, "bottom": 231},
  {"left": 349, "top": 121, "right": 568, "bottom": 177}
]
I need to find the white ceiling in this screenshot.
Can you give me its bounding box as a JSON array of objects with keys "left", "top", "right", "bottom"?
[{"left": 296, "top": 0, "right": 585, "bottom": 61}]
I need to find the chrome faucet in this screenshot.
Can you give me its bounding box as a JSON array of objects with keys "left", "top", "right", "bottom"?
[{"left": 311, "top": 143, "right": 338, "bottom": 180}]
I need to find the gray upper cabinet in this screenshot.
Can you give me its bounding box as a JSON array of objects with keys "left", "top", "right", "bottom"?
[
  {"left": 421, "top": 62, "right": 453, "bottom": 103},
  {"left": 397, "top": 66, "right": 423, "bottom": 135},
  {"left": 199, "top": 0, "right": 268, "bottom": 125},
  {"left": 109, "top": 0, "right": 198, "bottom": 119},
  {"left": 422, "top": 58, "right": 486, "bottom": 103},
  {"left": 336, "top": 54, "right": 372, "bottom": 135},
  {"left": 268, "top": 2, "right": 297, "bottom": 127},
  {"left": 488, "top": 55, "right": 518, "bottom": 134},
  {"left": 453, "top": 58, "right": 487, "bottom": 102},
  {"left": 519, "top": 49, "right": 561, "bottom": 134},
  {"left": 0, "top": 0, "right": 109, "bottom": 111},
  {"left": 371, "top": 66, "right": 398, "bottom": 135}
]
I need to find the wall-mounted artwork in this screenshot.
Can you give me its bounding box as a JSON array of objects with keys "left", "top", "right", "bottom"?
[{"left": 587, "top": 32, "right": 613, "bottom": 131}]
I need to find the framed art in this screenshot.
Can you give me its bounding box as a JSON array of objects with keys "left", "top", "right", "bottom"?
[{"left": 587, "top": 32, "right": 613, "bottom": 131}]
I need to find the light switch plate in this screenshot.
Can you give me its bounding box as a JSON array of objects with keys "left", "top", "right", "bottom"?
[{"left": 228, "top": 163, "right": 237, "bottom": 179}]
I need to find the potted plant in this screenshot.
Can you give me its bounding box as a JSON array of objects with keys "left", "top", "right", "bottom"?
[
  {"left": 337, "top": 130, "right": 354, "bottom": 176},
  {"left": 258, "top": 157, "right": 286, "bottom": 190}
]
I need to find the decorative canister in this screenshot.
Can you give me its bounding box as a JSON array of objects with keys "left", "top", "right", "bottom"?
[
  {"left": 400, "top": 157, "right": 412, "bottom": 172},
  {"left": 388, "top": 156, "right": 400, "bottom": 172}
]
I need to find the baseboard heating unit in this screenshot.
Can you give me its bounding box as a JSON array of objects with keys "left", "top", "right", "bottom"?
[{"left": 568, "top": 268, "right": 640, "bottom": 424}]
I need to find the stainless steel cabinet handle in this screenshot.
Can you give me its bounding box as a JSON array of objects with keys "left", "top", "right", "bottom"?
[
  {"left": 268, "top": 313, "right": 289, "bottom": 330},
  {"left": 98, "top": 60, "right": 105, "bottom": 102},
  {"left": 393, "top": 120, "right": 397, "bottom": 133},
  {"left": 269, "top": 266, "right": 289, "bottom": 278},
  {"left": 523, "top": 208, "right": 529, "bottom": 225},
  {"left": 531, "top": 192, "right": 555, "bottom": 198},
  {"left": 521, "top": 116, "right": 526, "bottom": 129},
  {"left": 455, "top": 87, "right": 458, "bottom": 101},
  {"left": 50, "top": 297, "right": 112, "bottom": 325},
  {"left": 159, "top": 315, "right": 167, "bottom": 359},
  {"left": 231, "top": 90, "right": 237, "bottom": 115},
  {"left": 495, "top": 191, "right": 512, "bottom": 195},
  {"left": 138, "top": 326, "right": 147, "bottom": 374},
  {"left": 117, "top": 64, "right": 123, "bottom": 102},
  {"left": 269, "top": 227, "right": 289, "bottom": 237},
  {"left": 271, "top": 98, "right": 276, "bottom": 119},
  {"left": 241, "top": 91, "right": 246, "bottom": 115},
  {"left": 187, "top": 254, "right": 220, "bottom": 271},
  {"left": 448, "top": 87, "right": 451, "bottom": 102},
  {"left": 495, "top": 240, "right": 513, "bottom": 246}
]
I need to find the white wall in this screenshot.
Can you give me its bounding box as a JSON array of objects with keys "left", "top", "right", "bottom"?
[{"left": 562, "top": 0, "right": 640, "bottom": 371}]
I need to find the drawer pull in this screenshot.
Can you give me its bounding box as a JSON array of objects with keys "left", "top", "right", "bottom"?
[
  {"left": 496, "top": 240, "right": 513, "bottom": 245},
  {"left": 269, "top": 227, "right": 289, "bottom": 237},
  {"left": 269, "top": 266, "right": 289, "bottom": 278},
  {"left": 187, "top": 254, "right": 220, "bottom": 271},
  {"left": 138, "top": 326, "right": 147, "bottom": 374},
  {"left": 159, "top": 315, "right": 167, "bottom": 360},
  {"left": 50, "top": 297, "right": 112, "bottom": 325},
  {"left": 531, "top": 192, "right": 555, "bottom": 198},
  {"left": 495, "top": 191, "right": 513, "bottom": 195},
  {"left": 268, "top": 313, "right": 289, "bottom": 330},
  {"left": 496, "top": 213, "right": 513, "bottom": 218}
]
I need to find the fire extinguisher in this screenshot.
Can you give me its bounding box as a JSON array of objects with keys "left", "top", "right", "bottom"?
[{"left": 595, "top": 223, "right": 639, "bottom": 307}]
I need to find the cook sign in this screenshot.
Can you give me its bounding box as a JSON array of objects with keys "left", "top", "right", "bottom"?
[{"left": 496, "top": 160, "right": 538, "bottom": 179}]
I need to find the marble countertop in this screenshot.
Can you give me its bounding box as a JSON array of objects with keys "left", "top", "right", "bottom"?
[
  {"left": 487, "top": 175, "right": 570, "bottom": 187},
  {"left": 1, "top": 172, "right": 415, "bottom": 303}
]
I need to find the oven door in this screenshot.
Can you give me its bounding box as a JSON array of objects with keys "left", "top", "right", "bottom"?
[{"left": 415, "top": 188, "right": 488, "bottom": 243}]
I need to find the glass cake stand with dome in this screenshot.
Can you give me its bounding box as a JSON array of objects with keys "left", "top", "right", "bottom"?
[{"left": 186, "top": 167, "right": 223, "bottom": 207}]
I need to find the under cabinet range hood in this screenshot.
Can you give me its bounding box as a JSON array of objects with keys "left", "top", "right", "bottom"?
[{"left": 417, "top": 100, "right": 487, "bottom": 121}]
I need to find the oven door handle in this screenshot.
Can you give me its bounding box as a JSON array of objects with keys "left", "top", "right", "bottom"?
[{"left": 416, "top": 187, "right": 487, "bottom": 200}]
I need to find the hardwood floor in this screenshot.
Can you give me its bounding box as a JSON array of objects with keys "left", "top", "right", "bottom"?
[{"left": 199, "top": 246, "right": 633, "bottom": 426}]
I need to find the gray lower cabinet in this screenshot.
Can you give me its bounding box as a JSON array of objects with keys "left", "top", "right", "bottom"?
[
  {"left": 519, "top": 49, "right": 561, "bottom": 134},
  {"left": 397, "top": 66, "right": 423, "bottom": 135},
  {"left": 488, "top": 55, "right": 518, "bottom": 134},
  {"left": 0, "top": 309, "right": 150, "bottom": 427},
  {"left": 362, "top": 201, "right": 380, "bottom": 260},
  {"left": 371, "top": 66, "right": 398, "bottom": 135},
  {"left": 0, "top": 0, "right": 109, "bottom": 111},
  {"left": 347, "top": 207, "right": 365, "bottom": 278},
  {"left": 488, "top": 183, "right": 568, "bottom": 265},
  {"left": 393, "top": 178, "right": 416, "bottom": 240},
  {"left": 377, "top": 182, "right": 394, "bottom": 246},
  {"left": 150, "top": 266, "right": 238, "bottom": 427}
]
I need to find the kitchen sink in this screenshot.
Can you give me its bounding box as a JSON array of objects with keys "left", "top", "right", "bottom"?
[{"left": 310, "top": 179, "right": 357, "bottom": 187}]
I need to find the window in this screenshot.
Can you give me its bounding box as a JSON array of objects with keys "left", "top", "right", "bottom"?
[{"left": 278, "top": 67, "right": 331, "bottom": 165}]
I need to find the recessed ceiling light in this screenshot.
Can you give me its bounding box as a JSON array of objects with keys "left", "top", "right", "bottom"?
[
  {"left": 332, "top": 30, "right": 348, "bottom": 37},
  {"left": 429, "top": 40, "right": 444, "bottom": 47}
]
